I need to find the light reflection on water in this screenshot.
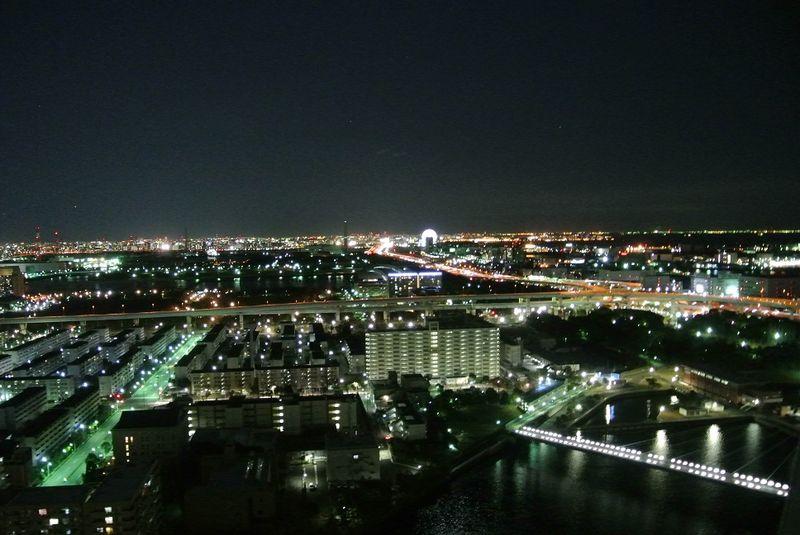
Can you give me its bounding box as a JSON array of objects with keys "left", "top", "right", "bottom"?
[{"left": 404, "top": 422, "right": 795, "bottom": 535}]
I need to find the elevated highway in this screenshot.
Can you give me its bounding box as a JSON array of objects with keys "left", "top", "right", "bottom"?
[{"left": 0, "top": 288, "right": 797, "bottom": 326}]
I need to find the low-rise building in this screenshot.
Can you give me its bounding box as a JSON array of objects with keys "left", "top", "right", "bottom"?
[
  {"left": 83, "top": 461, "right": 162, "bottom": 535},
  {"left": 254, "top": 364, "right": 340, "bottom": 396},
  {"left": 189, "top": 394, "right": 361, "bottom": 435},
  {"left": 77, "top": 328, "right": 110, "bottom": 348},
  {"left": 113, "top": 406, "right": 188, "bottom": 465},
  {"left": 189, "top": 362, "right": 340, "bottom": 399},
  {"left": 0, "top": 376, "right": 76, "bottom": 404},
  {"left": 0, "top": 461, "right": 161, "bottom": 535},
  {"left": 16, "top": 407, "right": 72, "bottom": 466},
  {"left": 8, "top": 349, "right": 67, "bottom": 378},
  {"left": 500, "top": 338, "right": 523, "bottom": 367},
  {"left": 326, "top": 433, "right": 380, "bottom": 484},
  {"left": 174, "top": 343, "right": 209, "bottom": 381},
  {"left": 389, "top": 411, "right": 427, "bottom": 441},
  {"left": 5, "top": 330, "right": 71, "bottom": 368},
  {"left": 0, "top": 484, "right": 88, "bottom": 534},
  {"left": 740, "top": 272, "right": 800, "bottom": 299},
  {"left": 641, "top": 274, "right": 682, "bottom": 293},
  {"left": 138, "top": 326, "right": 177, "bottom": 359},
  {"left": 678, "top": 364, "right": 772, "bottom": 405},
  {"left": 182, "top": 454, "right": 274, "bottom": 534},
  {"left": 201, "top": 324, "right": 228, "bottom": 349},
  {"left": 100, "top": 336, "right": 133, "bottom": 361},
  {"left": 15, "top": 385, "right": 99, "bottom": 466},
  {"left": 97, "top": 348, "right": 146, "bottom": 398},
  {"left": 0, "top": 354, "right": 15, "bottom": 375},
  {"left": 61, "top": 341, "right": 91, "bottom": 362},
  {"left": 60, "top": 385, "right": 99, "bottom": 432},
  {"left": 0, "top": 387, "right": 47, "bottom": 432},
  {"left": 66, "top": 348, "right": 104, "bottom": 378},
  {"left": 691, "top": 273, "right": 741, "bottom": 297}
]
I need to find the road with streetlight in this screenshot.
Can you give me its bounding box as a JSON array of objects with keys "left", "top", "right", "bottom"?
[
  {"left": 40, "top": 332, "right": 202, "bottom": 486},
  {"left": 506, "top": 381, "right": 591, "bottom": 431}
]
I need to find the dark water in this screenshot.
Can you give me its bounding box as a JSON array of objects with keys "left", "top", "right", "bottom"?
[
  {"left": 405, "top": 423, "right": 795, "bottom": 535},
  {"left": 584, "top": 392, "right": 675, "bottom": 426}
]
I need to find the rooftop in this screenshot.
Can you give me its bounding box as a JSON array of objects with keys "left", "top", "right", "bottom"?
[
  {"left": 16, "top": 407, "right": 69, "bottom": 438},
  {"left": 70, "top": 347, "right": 102, "bottom": 366},
  {"left": 325, "top": 432, "right": 377, "bottom": 450},
  {"left": 8, "top": 329, "right": 68, "bottom": 352},
  {"left": 2, "top": 485, "right": 89, "bottom": 507},
  {"left": 193, "top": 392, "right": 359, "bottom": 409},
  {"left": 115, "top": 406, "right": 184, "bottom": 429},
  {"left": 99, "top": 357, "right": 127, "bottom": 376},
  {"left": 202, "top": 324, "right": 226, "bottom": 343},
  {"left": 11, "top": 349, "right": 60, "bottom": 372},
  {"left": 369, "top": 314, "right": 496, "bottom": 333},
  {"left": 78, "top": 329, "right": 101, "bottom": 340},
  {"left": 59, "top": 384, "right": 98, "bottom": 409},
  {"left": 0, "top": 386, "right": 46, "bottom": 409},
  {"left": 86, "top": 462, "right": 158, "bottom": 504},
  {"left": 176, "top": 344, "right": 206, "bottom": 367}
]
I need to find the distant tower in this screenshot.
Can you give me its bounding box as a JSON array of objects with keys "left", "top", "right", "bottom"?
[
  {"left": 343, "top": 220, "right": 349, "bottom": 251},
  {"left": 419, "top": 228, "right": 438, "bottom": 250},
  {"left": 183, "top": 226, "right": 190, "bottom": 252},
  {"left": 34, "top": 226, "right": 41, "bottom": 243}
]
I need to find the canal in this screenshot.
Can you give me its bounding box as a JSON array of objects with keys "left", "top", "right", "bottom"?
[{"left": 404, "top": 399, "right": 796, "bottom": 534}]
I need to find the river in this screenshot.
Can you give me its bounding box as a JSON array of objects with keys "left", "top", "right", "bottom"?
[{"left": 404, "top": 421, "right": 794, "bottom": 534}]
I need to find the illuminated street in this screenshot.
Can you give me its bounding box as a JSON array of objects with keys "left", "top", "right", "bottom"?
[{"left": 40, "top": 332, "right": 202, "bottom": 486}]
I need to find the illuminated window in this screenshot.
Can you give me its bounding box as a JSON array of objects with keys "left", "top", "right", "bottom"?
[
  {"left": 105, "top": 515, "right": 114, "bottom": 524},
  {"left": 49, "top": 518, "right": 59, "bottom": 526}
]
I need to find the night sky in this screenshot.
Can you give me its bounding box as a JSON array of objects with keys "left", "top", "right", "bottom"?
[{"left": 2, "top": 2, "right": 799, "bottom": 241}]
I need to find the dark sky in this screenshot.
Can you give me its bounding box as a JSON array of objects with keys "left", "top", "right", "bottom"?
[{"left": 2, "top": 2, "right": 799, "bottom": 241}]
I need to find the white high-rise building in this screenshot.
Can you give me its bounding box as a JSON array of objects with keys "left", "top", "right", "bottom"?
[{"left": 365, "top": 317, "right": 500, "bottom": 381}]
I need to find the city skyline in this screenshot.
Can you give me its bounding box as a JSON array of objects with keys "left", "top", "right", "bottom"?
[
  {"left": 2, "top": 2, "right": 800, "bottom": 534},
  {"left": 4, "top": 225, "right": 800, "bottom": 247},
  {"left": 2, "top": 218, "right": 799, "bottom": 534}
]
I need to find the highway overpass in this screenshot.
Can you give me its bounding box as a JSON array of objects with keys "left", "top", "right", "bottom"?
[{"left": 0, "top": 289, "right": 796, "bottom": 326}]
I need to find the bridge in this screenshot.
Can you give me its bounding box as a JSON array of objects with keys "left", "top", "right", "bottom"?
[
  {"left": 370, "top": 244, "right": 800, "bottom": 311},
  {"left": 514, "top": 426, "right": 791, "bottom": 498},
  {"left": 0, "top": 288, "right": 797, "bottom": 326},
  {"left": 506, "top": 376, "right": 795, "bottom": 499},
  {"left": 0, "top": 291, "right": 569, "bottom": 325}
]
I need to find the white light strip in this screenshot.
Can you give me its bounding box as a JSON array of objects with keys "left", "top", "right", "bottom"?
[{"left": 516, "top": 426, "right": 789, "bottom": 498}]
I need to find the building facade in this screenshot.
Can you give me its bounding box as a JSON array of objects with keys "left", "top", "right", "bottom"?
[
  {"left": 365, "top": 319, "right": 500, "bottom": 380},
  {"left": 189, "top": 394, "right": 360, "bottom": 435}
]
